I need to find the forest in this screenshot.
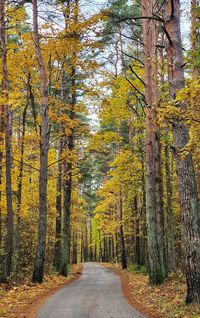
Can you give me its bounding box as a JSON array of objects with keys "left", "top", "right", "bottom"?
[{"left": 0, "top": 0, "right": 200, "bottom": 317}]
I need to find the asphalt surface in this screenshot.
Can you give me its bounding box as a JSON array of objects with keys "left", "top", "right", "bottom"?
[{"left": 37, "top": 263, "right": 145, "bottom": 318}]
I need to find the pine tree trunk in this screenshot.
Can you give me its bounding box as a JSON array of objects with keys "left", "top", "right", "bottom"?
[
  {"left": 84, "top": 225, "right": 88, "bottom": 262},
  {"left": 54, "top": 142, "right": 62, "bottom": 271},
  {"left": 111, "top": 235, "right": 115, "bottom": 261},
  {"left": 165, "top": 143, "right": 175, "bottom": 272},
  {"left": 115, "top": 232, "right": 119, "bottom": 263},
  {"left": 155, "top": 128, "right": 166, "bottom": 277},
  {"left": 103, "top": 236, "right": 106, "bottom": 262},
  {"left": 14, "top": 104, "right": 28, "bottom": 273},
  {"left": 81, "top": 237, "right": 83, "bottom": 263},
  {"left": 89, "top": 219, "right": 93, "bottom": 261},
  {"left": 153, "top": 6, "right": 166, "bottom": 279},
  {"left": 133, "top": 196, "right": 141, "bottom": 265},
  {"left": 72, "top": 232, "right": 77, "bottom": 264},
  {"left": 60, "top": 63, "right": 75, "bottom": 275},
  {"left": 60, "top": 140, "right": 73, "bottom": 276},
  {"left": 119, "top": 190, "right": 127, "bottom": 269},
  {"left": 0, "top": 0, "right": 14, "bottom": 279},
  {"left": 32, "top": 0, "right": 49, "bottom": 283},
  {"left": 60, "top": 0, "right": 77, "bottom": 272},
  {"left": 140, "top": 153, "right": 147, "bottom": 267},
  {"left": 94, "top": 244, "right": 97, "bottom": 262},
  {"left": 164, "top": 0, "right": 200, "bottom": 303},
  {"left": 142, "top": 0, "right": 166, "bottom": 283},
  {"left": 98, "top": 230, "right": 102, "bottom": 262}
]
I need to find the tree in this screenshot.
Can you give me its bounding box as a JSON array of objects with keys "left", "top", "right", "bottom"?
[
  {"left": 141, "top": 0, "right": 166, "bottom": 284},
  {"left": 0, "top": 0, "right": 14, "bottom": 280},
  {"left": 32, "top": 0, "right": 50, "bottom": 283},
  {"left": 164, "top": 0, "right": 200, "bottom": 303}
]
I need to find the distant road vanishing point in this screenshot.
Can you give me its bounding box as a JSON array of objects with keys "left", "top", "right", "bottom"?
[{"left": 37, "top": 263, "right": 145, "bottom": 318}]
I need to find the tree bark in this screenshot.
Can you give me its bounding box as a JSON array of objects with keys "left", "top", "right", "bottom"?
[
  {"left": 59, "top": 0, "right": 78, "bottom": 277},
  {"left": 98, "top": 230, "right": 102, "bottom": 262},
  {"left": 89, "top": 219, "right": 93, "bottom": 261},
  {"left": 152, "top": 23, "right": 166, "bottom": 277},
  {"left": 83, "top": 224, "right": 88, "bottom": 262},
  {"left": 155, "top": 127, "right": 166, "bottom": 277},
  {"left": 133, "top": 196, "right": 141, "bottom": 265},
  {"left": 54, "top": 142, "right": 62, "bottom": 271},
  {"left": 164, "top": 0, "right": 200, "bottom": 303},
  {"left": 140, "top": 152, "right": 147, "bottom": 267},
  {"left": 165, "top": 142, "right": 175, "bottom": 272},
  {"left": 72, "top": 231, "right": 77, "bottom": 264},
  {"left": 60, "top": 135, "right": 73, "bottom": 276},
  {"left": 14, "top": 103, "right": 28, "bottom": 273},
  {"left": 32, "top": 0, "right": 49, "bottom": 283},
  {"left": 60, "top": 66, "right": 75, "bottom": 275},
  {"left": 142, "top": 0, "right": 167, "bottom": 283},
  {"left": 0, "top": 0, "right": 14, "bottom": 279},
  {"left": 119, "top": 190, "right": 127, "bottom": 269}
]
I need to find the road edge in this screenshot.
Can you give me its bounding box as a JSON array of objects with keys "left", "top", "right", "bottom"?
[
  {"left": 102, "top": 263, "right": 164, "bottom": 318},
  {"left": 30, "top": 264, "right": 83, "bottom": 318}
]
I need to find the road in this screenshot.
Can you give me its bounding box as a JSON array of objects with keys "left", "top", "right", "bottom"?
[{"left": 37, "top": 263, "right": 145, "bottom": 318}]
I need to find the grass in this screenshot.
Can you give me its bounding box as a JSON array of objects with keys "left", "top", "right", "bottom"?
[{"left": 127, "top": 262, "right": 147, "bottom": 274}]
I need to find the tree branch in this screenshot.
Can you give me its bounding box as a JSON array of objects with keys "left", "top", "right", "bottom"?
[{"left": 129, "top": 65, "right": 145, "bottom": 86}]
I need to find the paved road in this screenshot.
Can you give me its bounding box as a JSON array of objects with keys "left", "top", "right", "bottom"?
[{"left": 37, "top": 263, "right": 145, "bottom": 318}]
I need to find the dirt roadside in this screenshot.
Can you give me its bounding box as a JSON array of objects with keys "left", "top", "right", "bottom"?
[
  {"left": 103, "top": 263, "right": 200, "bottom": 318},
  {"left": 0, "top": 264, "right": 83, "bottom": 318}
]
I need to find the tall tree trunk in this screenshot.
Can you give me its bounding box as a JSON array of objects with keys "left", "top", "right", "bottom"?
[
  {"left": 98, "top": 230, "right": 102, "bottom": 262},
  {"left": 83, "top": 224, "right": 88, "bottom": 262},
  {"left": 89, "top": 219, "right": 93, "bottom": 261},
  {"left": 54, "top": 142, "right": 62, "bottom": 271},
  {"left": 60, "top": 67, "right": 75, "bottom": 275},
  {"left": 159, "top": 32, "right": 175, "bottom": 273},
  {"left": 14, "top": 104, "right": 28, "bottom": 273},
  {"left": 103, "top": 236, "right": 106, "bottom": 262},
  {"left": 81, "top": 236, "right": 83, "bottom": 263},
  {"left": 115, "top": 232, "right": 119, "bottom": 263},
  {"left": 60, "top": 0, "right": 78, "bottom": 276},
  {"left": 155, "top": 128, "right": 166, "bottom": 277},
  {"left": 60, "top": 135, "right": 73, "bottom": 276},
  {"left": 165, "top": 142, "right": 175, "bottom": 272},
  {"left": 164, "top": 0, "right": 200, "bottom": 303},
  {"left": 133, "top": 196, "right": 141, "bottom": 265},
  {"left": 60, "top": 78, "right": 75, "bottom": 275},
  {"left": 142, "top": 0, "right": 165, "bottom": 284},
  {"left": 119, "top": 190, "right": 127, "bottom": 269},
  {"left": 111, "top": 234, "right": 115, "bottom": 261},
  {"left": 0, "top": 0, "right": 14, "bottom": 279},
  {"left": 32, "top": 0, "right": 49, "bottom": 283},
  {"left": 72, "top": 231, "right": 77, "bottom": 264},
  {"left": 94, "top": 244, "right": 97, "bottom": 262},
  {"left": 153, "top": 24, "right": 166, "bottom": 277},
  {"left": 140, "top": 152, "right": 147, "bottom": 267}
]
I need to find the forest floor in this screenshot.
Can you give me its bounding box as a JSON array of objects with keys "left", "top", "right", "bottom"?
[
  {"left": 0, "top": 264, "right": 82, "bottom": 318},
  {"left": 104, "top": 263, "right": 200, "bottom": 318}
]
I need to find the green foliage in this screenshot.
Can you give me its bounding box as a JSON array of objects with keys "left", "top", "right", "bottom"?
[{"left": 128, "top": 263, "right": 147, "bottom": 274}]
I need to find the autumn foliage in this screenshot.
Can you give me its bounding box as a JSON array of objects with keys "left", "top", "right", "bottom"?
[{"left": 0, "top": 0, "right": 199, "bottom": 315}]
